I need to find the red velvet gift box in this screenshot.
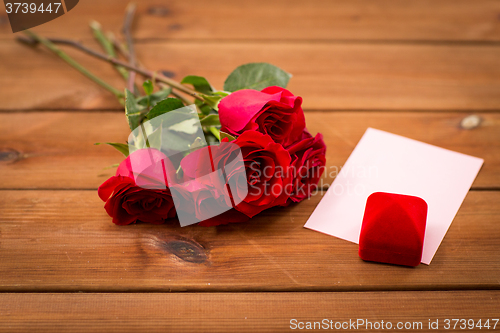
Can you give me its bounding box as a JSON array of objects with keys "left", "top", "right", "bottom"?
[{"left": 359, "top": 192, "right": 428, "bottom": 267}]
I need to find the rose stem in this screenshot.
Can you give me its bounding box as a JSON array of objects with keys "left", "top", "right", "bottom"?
[
  {"left": 108, "top": 32, "right": 129, "bottom": 60},
  {"left": 21, "top": 30, "right": 124, "bottom": 100},
  {"left": 108, "top": 32, "right": 147, "bottom": 74},
  {"left": 107, "top": 34, "right": 195, "bottom": 105},
  {"left": 208, "top": 127, "right": 221, "bottom": 140},
  {"left": 17, "top": 32, "right": 204, "bottom": 102},
  {"left": 113, "top": 5, "right": 197, "bottom": 106},
  {"left": 89, "top": 20, "right": 129, "bottom": 81},
  {"left": 169, "top": 89, "right": 193, "bottom": 105},
  {"left": 122, "top": 3, "right": 137, "bottom": 93}
]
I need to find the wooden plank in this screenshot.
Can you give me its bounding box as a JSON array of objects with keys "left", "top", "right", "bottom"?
[
  {"left": 0, "top": 112, "right": 497, "bottom": 189},
  {"left": 0, "top": 291, "right": 498, "bottom": 332},
  {"left": 0, "top": 190, "right": 498, "bottom": 292},
  {"left": 2, "top": 0, "right": 500, "bottom": 42},
  {"left": 2, "top": 41, "right": 500, "bottom": 111}
]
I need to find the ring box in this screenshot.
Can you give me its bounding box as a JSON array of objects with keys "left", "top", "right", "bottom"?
[{"left": 359, "top": 192, "right": 428, "bottom": 267}]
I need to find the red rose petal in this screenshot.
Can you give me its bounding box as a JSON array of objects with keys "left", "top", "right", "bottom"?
[{"left": 219, "top": 89, "right": 282, "bottom": 133}]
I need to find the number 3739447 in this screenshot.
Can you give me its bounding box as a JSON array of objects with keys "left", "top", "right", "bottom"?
[
  {"left": 5, "top": 3, "right": 62, "bottom": 14},
  {"left": 443, "top": 319, "right": 499, "bottom": 330}
]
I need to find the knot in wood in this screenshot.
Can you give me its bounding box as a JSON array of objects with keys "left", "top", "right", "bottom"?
[
  {"left": 0, "top": 149, "right": 21, "bottom": 163},
  {"left": 164, "top": 239, "right": 207, "bottom": 264},
  {"left": 460, "top": 115, "right": 482, "bottom": 130}
]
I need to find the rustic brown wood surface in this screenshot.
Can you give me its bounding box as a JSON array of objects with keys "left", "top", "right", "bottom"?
[
  {"left": 0, "top": 291, "right": 498, "bottom": 333},
  {"left": 2, "top": 0, "right": 500, "bottom": 42},
  {"left": 3, "top": 41, "right": 500, "bottom": 110},
  {"left": 0, "top": 0, "right": 499, "bottom": 331},
  {"left": 0, "top": 112, "right": 498, "bottom": 189},
  {"left": 0, "top": 190, "right": 498, "bottom": 292}
]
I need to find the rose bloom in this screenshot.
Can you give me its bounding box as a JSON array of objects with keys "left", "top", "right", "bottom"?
[
  {"left": 168, "top": 178, "right": 249, "bottom": 227},
  {"left": 98, "top": 148, "right": 177, "bottom": 225},
  {"left": 219, "top": 86, "right": 305, "bottom": 146},
  {"left": 286, "top": 130, "right": 326, "bottom": 203},
  {"left": 182, "top": 131, "right": 292, "bottom": 220}
]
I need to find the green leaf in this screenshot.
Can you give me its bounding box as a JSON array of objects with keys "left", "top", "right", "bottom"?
[
  {"left": 195, "top": 99, "right": 213, "bottom": 115},
  {"left": 167, "top": 117, "right": 199, "bottom": 134},
  {"left": 143, "top": 80, "right": 154, "bottom": 96},
  {"left": 157, "top": 112, "right": 204, "bottom": 152},
  {"left": 220, "top": 131, "right": 236, "bottom": 142},
  {"left": 213, "top": 91, "right": 229, "bottom": 97},
  {"left": 150, "top": 88, "right": 171, "bottom": 107},
  {"left": 125, "top": 89, "right": 146, "bottom": 131},
  {"left": 146, "top": 98, "right": 185, "bottom": 120},
  {"left": 162, "top": 130, "right": 194, "bottom": 152},
  {"left": 95, "top": 142, "right": 129, "bottom": 157},
  {"left": 146, "top": 125, "right": 162, "bottom": 150},
  {"left": 181, "top": 75, "right": 214, "bottom": 94},
  {"left": 137, "top": 88, "right": 171, "bottom": 108},
  {"left": 201, "top": 94, "right": 224, "bottom": 111},
  {"left": 223, "top": 62, "right": 292, "bottom": 92},
  {"left": 199, "top": 114, "right": 220, "bottom": 127}
]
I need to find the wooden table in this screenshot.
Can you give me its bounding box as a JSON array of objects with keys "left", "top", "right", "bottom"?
[{"left": 1, "top": 1, "right": 499, "bottom": 331}]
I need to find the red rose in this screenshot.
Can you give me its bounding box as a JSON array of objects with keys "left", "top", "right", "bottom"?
[
  {"left": 182, "top": 131, "right": 292, "bottom": 218},
  {"left": 286, "top": 130, "right": 326, "bottom": 203},
  {"left": 171, "top": 180, "right": 250, "bottom": 227},
  {"left": 219, "top": 86, "right": 305, "bottom": 146},
  {"left": 232, "top": 132, "right": 292, "bottom": 216},
  {"left": 176, "top": 144, "right": 249, "bottom": 227},
  {"left": 169, "top": 178, "right": 248, "bottom": 226},
  {"left": 98, "top": 148, "right": 177, "bottom": 225}
]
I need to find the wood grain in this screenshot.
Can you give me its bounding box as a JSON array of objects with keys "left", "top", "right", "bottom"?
[
  {"left": 0, "top": 291, "right": 498, "bottom": 332},
  {"left": 2, "top": 40, "right": 500, "bottom": 110},
  {"left": 2, "top": 0, "right": 500, "bottom": 42},
  {"left": 0, "top": 112, "right": 497, "bottom": 189},
  {"left": 0, "top": 190, "right": 498, "bottom": 292},
  {"left": 1, "top": 0, "right": 499, "bottom": 329}
]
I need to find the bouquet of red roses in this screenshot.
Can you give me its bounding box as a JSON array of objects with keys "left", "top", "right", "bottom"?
[
  {"left": 18, "top": 9, "right": 326, "bottom": 227},
  {"left": 98, "top": 80, "right": 326, "bottom": 227}
]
